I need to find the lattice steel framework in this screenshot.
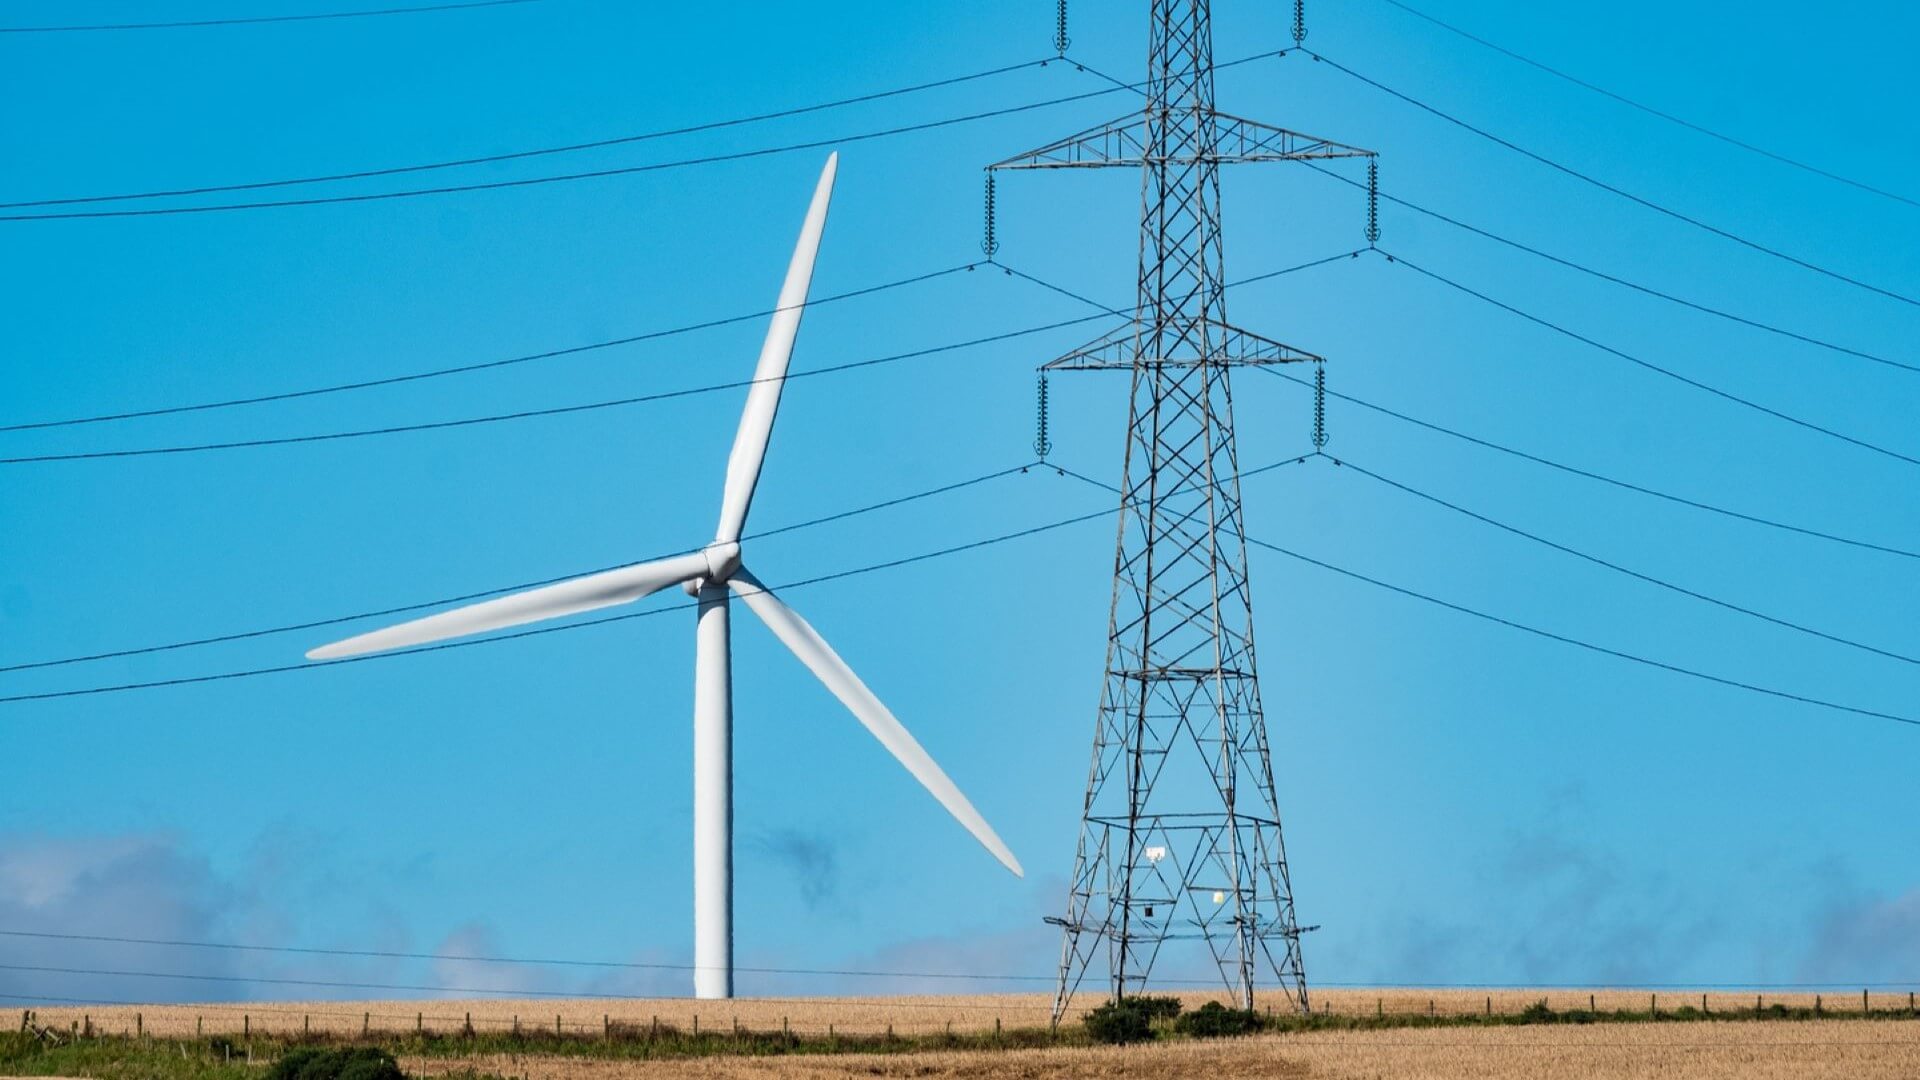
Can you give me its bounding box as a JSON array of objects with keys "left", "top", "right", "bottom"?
[{"left": 988, "top": 1, "right": 1373, "bottom": 1021}]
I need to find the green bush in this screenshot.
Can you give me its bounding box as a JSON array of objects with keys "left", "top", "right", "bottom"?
[
  {"left": 1130, "top": 995, "right": 1184, "bottom": 1020},
  {"left": 1173, "top": 1001, "right": 1262, "bottom": 1038},
  {"left": 1518, "top": 1000, "right": 1556, "bottom": 1023},
  {"left": 268, "top": 1047, "right": 408, "bottom": 1080},
  {"left": 1083, "top": 1000, "right": 1155, "bottom": 1044}
]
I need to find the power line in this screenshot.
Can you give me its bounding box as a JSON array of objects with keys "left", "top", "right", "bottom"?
[
  {"left": 0, "top": 311, "right": 1118, "bottom": 465},
  {"left": 4, "top": 928, "right": 1913, "bottom": 996},
  {"left": 1382, "top": 249, "right": 1920, "bottom": 469},
  {"left": 0, "top": 463, "right": 1033, "bottom": 674},
  {"left": 1255, "top": 530, "right": 1920, "bottom": 730},
  {"left": 0, "top": 246, "right": 1350, "bottom": 458},
  {"left": 1050, "top": 463, "right": 1919, "bottom": 730},
  {"left": 0, "top": 47, "right": 1287, "bottom": 222},
  {"left": 0, "top": 490, "right": 1121, "bottom": 706},
  {"left": 995, "top": 261, "right": 1920, "bottom": 561},
  {"left": 0, "top": 456, "right": 1318, "bottom": 702},
  {"left": 0, "top": 963, "right": 1064, "bottom": 1012},
  {"left": 0, "top": 263, "right": 974, "bottom": 434},
  {"left": 1296, "top": 162, "right": 1920, "bottom": 377},
  {"left": 1257, "top": 366, "right": 1920, "bottom": 562},
  {"left": 0, "top": 0, "right": 545, "bottom": 33},
  {"left": 0, "top": 59, "right": 1052, "bottom": 210},
  {"left": 1368, "top": 0, "right": 1920, "bottom": 211},
  {"left": 1304, "top": 49, "right": 1920, "bottom": 310},
  {"left": 0, "top": 85, "right": 1133, "bottom": 223},
  {"left": 1334, "top": 456, "right": 1920, "bottom": 668}
]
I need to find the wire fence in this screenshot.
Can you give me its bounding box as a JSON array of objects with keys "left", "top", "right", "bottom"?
[{"left": 12, "top": 986, "right": 1920, "bottom": 1041}]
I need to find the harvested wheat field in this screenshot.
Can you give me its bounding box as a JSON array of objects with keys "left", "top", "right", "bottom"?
[
  {"left": 21, "top": 988, "right": 1914, "bottom": 1039},
  {"left": 392, "top": 1021, "right": 1920, "bottom": 1079}
]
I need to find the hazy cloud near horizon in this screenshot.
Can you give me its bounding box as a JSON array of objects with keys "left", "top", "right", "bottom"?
[{"left": 5, "top": 828, "right": 1910, "bottom": 1005}]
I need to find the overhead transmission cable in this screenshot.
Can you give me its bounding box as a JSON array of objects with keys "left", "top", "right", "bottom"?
[
  {"left": 2, "top": 928, "right": 1914, "bottom": 995},
  {"left": 0, "top": 462, "right": 1034, "bottom": 674},
  {"left": 1369, "top": 0, "right": 1920, "bottom": 210},
  {"left": 0, "top": 456, "right": 1317, "bottom": 701},
  {"left": 0, "top": 86, "right": 1133, "bottom": 222},
  {"left": 991, "top": 259, "right": 1920, "bottom": 561},
  {"left": 1049, "top": 464, "right": 1919, "bottom": 730},
  {"left": 0, "top": 492, "right": 1125, "bottom": 705},
  {"left": 1256, "top": 367, "right": 1920, "bottom": 562},
  {"left": 1295, "top": 162, "right": 1919, "bottom": 377},
  {"left": 0, "top": 49, "right": 1286, "bottom": 223},
  {"left": 0, "top": 0, "right": 544, "bottom": 33},
  {"left": 1302, "top": 49, "right": 1920, "bottom": 310},
  {"left": 0, "top": 58, "right": 1055, "bottom": 211},
  {"left": 0, "top": 262, "right": 976, "bottom": 434},
  {"left": 1066, "top": 55, "right": 1918, "bottom": 373},
  {"left": 0, "top": 311, "right": 1121, "bottom": 465},
  {"left": 5, "top": 927, "right": 1915, "bottom": 995},
  {"left": 1334, "top": 457, "right": 1920, "bottom": 667},
  {"left": 0, "top": 250, "right": 1351, "bottom": 462},
  {"left": 1381, "top": 248, "right": 1920, "bottom": 469}
]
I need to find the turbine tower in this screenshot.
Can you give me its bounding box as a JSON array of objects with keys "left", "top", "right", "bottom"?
[
  {"left": 308, "top": 154, "right": 1022, "bottom": 1000},
  {"left": 988, "top": 2, "right": 1374, "bottom": 1018}
]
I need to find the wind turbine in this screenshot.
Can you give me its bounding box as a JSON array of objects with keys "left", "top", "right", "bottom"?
[{"left": 307, "top": 153, "right": 1022, "bottom": 1000}]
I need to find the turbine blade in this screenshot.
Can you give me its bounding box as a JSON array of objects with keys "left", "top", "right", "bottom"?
[
  {"left": 307, "top": 551, "right": 709, "bottom": 661},
  {"left": 728, "top": 566, "right": 1023, "bottom": 877},
  {"left": 713, "top": 153, "right": 838, "bottom": 545}
]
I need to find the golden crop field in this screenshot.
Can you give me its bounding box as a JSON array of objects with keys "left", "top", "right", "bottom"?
[
  {"left": 388, "top": 1021, "right": 1920, "bottom": 1080},
  {"left": 19, "top": 988, "right": 1913, "bottom": 1039}
]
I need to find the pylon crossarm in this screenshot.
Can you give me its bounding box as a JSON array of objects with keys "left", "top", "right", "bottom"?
[
  {"left": 1211, "top": 111, "right": 1375, "bottom": 161},
  {"left": 1043, "top": 320, "right": 1325, "bottom": 370},
  {"left": 992, "top": 111, "right": 1373, "bottom": 170},
  {"left": 989, "top": 112, "right": 1148, "bottom": 170}
]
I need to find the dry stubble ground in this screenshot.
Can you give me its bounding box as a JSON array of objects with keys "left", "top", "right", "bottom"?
[{"left": 20, "top": 993, "right": 1920, "bottom": 1078}]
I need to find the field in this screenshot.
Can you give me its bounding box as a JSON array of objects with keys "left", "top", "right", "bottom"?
[
  {"left": 18, "top": 988, "right": 1916, "bottom": 1038},
  {"left": 12, "top": 991, "right": 1920, "bottom": 1079}
]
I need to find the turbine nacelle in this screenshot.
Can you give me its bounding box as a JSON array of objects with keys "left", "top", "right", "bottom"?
[{"left": 683, "top": 540, "right": 743, "bottom": 595}]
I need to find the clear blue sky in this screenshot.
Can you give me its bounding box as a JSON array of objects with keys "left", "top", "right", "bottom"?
[{"left": 2, "top": 0, "right": 1916, "bottom": 1007}]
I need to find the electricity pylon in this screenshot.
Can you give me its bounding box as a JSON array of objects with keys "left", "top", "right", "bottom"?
[{"left": 987, "top": 1, "right": 1374, "bottom": 1021}]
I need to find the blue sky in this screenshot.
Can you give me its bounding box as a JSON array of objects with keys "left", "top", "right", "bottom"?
[{"left": 2, "top": 0, "right": 1917, "bottom": 1007}]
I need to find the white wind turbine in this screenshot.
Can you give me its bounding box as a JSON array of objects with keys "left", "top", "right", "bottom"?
[{"left": 307, "top": 153, "right": 1022, "bottom": 1000}]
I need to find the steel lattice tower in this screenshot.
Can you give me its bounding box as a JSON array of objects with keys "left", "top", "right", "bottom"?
[{"left": 988, "top": 1, "right": 1373, "bottom": 1020}]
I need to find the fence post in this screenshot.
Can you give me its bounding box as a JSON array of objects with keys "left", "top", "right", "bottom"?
[
  {"left": 305, "top": 1014, "right": 310, "bottom": 1037},
  {"left": 1589, "top": 993, "right": 1595, "bottom": 1013},
  {"left": 693, "top": 1014, "right": 698, "bottom": 1037},
  {"left": 137, "top": 1013, "right": 143, "bottom": 1038},
  {"left": 1701, "top": 993, "right": 1707, "bottom": 1014},
  {"left": 784, "top": 1016, "right": 790, "bottom": 1038},
  {"left": 995, "top": 1016, "right": 1001, "bottom": 1038},
  {"left": 1485, "top": 995, "right": 1491, "bottom": 1017},
  {"left": 555, "top": 1014, "right": 561, "bottom": 1037},
  {"left": 416, "top": 1012, "right": 422, "bottom": 1035},
  {"left": 243, "top": 1015, "right": 248, "bottom": 1039},
  {"left": 197, "top": 1016, "right": 203, "bottom": 1038},
  {"left": 651, "top": 1015, "right": 657, "bottom": 1038},
  {"left": 1864, "top": 989, "right": 1870, "bottom": 1014},
  {"left": 1650, "top": 994, "right": 1656, "bottom": 1018},
  {"left": 1376, "top": 998, "right": 1382, "bottom": 1018},
  {"left": 604, "top": 1014, "right": 609, "bottom": 1040},
  {"left": 1816, "top": 995, "right": 1823, "bottom": 1015},
  {"left": 1427, "top": 998, "right": 1434, "bottom": 1017},
  {"left": 363, "top": 1012, "right": 369, "bottom": 1037}
]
